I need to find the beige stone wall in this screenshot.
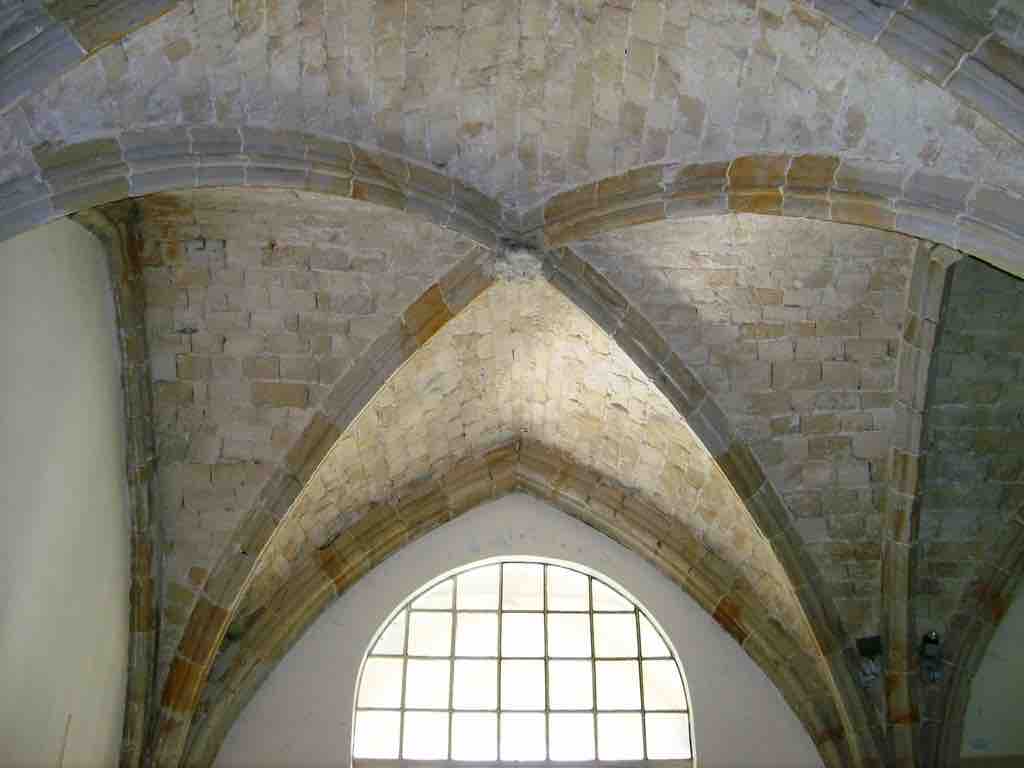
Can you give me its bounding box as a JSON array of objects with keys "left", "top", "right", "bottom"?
[
  {"left": 574, "top": 214, "right": 917, "bottom": 636},
  {"left": 242, "top": 277, "right": 817, "bottom": 662},
  {"left": 918, "top": 257, "right": 1024, "bottom": 634},
  {"left": 220, "top": 494, "right": 823, "bottom": 768},
  {"left": 141, "top": 187, "right": 485, "bottom": 679}
]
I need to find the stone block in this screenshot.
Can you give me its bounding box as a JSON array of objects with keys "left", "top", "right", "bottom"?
[
  {"left": 958, "top": 218, "right": 1024, "bottom": 277},
  {"left": 439, "top": 248, "right": 494, "bottom": 314},
  {"left": 544, "top": 201, "right": 665, "bottom": 246},
  {"left": 782, "top": 190, "right": 830, "bottom": 220},
  {"left": 452, "top": 179, "right": 502, "bottom": 227},
  {"left": 34, "top": 136, "right": 130, "bottom": 213},
  {"left": 251, "top": 381, "right": 307, "bottom": 408},
  {"left": 970, "top": 185, "right": 1024, "bottom": 236},
  {"left": 773, "top": 361, "right": 822, "bottom": 389},
  {"left": 596, "top": 165, "right": 663, "bottom": 206},
  {"left": 834, "top": 160, "right": 904, "bottom": 198},
  {"left": 160, "top": 656, "right": 203, "bottom": 713},
  {"left": 949, "top": 46, "right": 1024, "bottom": 144},
  {"left": 831, "top": 192, "right": 896, "bottom": 231},
  {"left": 716, "top": 441, "right": 766, "bottom": 500},
  {"left": 0, "top": 24, "right": 82, "bottom": 115},
  {"left": 544, "top": 182, "right": 597, "bottom": 224},
  {"left": 353, "top": 179, "right": 406, "bottom": 211},
  {"left": 878, "top": 11, "right": 966, "bottom": 83},
  {"left": 787, "top": 154, "right": 839, "bottom": 190},
  {"left": 284, "top": 412, "right": 342, "bottom": 485},
  {"left": 44, "top": 0, "right": 177, "bottom": 53},
  {"left": 895, "top": 203, "right": 959, "bottom": 246},
  {"left": 403, "top": 283, "right": 451, "bottom": 345},
  {"left": 903, "top": 169, "right": 972, "bottom": 212},
  {"left": 729, "top": 188, "right": 782, "bottom": 216},
  {"left": 813, "top": 0, "right": 893, "bottom": 40}
]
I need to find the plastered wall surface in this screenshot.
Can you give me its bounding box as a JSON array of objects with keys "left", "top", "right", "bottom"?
[
  {"left": 962, "top": 588, "right": 1024, "bottom": 759},
  {"left": 0, "top": 218, "right": 129, "bottom": 766},
  {"left": 219, "top": 493, "right": 822, "bottom": 768}
]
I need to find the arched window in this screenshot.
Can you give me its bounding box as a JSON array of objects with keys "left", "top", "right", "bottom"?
[{"left": 353, "top": 560, "right": 693, "bottom": 764}]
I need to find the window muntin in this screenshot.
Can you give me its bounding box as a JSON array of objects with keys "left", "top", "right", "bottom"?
[{"left": 354, "top": 561, "right": 692, "bottom": 763}]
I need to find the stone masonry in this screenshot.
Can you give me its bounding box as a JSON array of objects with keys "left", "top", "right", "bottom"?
[
  {"left": 918, "top": 256, "right": 1024, "bottom": 636},
  {"left": 3, "top": 0, "right": 1024, "bottom": 765},
  {"left": 574, "top": 214, "right": 917, "bottom": 637},
  {"left": 141, "top": 187, "right": 486, "bottom": 689},
  {"left": 1, "top": 0, "right": 1023, "bottom": 220},
  {"left": 241, "top": 276, "right": 817, "bottom": 664}
]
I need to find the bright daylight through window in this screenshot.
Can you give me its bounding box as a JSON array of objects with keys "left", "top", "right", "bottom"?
[{"left": 353, "top": 561, "right": 692, "bottom": 763}]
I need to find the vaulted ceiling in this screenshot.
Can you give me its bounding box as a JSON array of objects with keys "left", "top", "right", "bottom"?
[{"left": 4, "top": 1, "right": 1024, "bottom": 767}]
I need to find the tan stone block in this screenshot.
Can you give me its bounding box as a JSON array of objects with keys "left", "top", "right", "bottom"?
[
  {"left": 285, "top": 412, "right": 342, "bottom": 484},
  {"left": 787, "top": 154, "right": 839, "bottom": 190},
  {"left": 544, "top": 201, "right": 665, "bottom": 246},
  {"left": 160, "top": 656, "right": 203, "bottom": 714},
  {"left": 251, "top": 381, "right": 308, "bottom": 408},
  {"left": 156, "top": 380, "right": 194, "bottom": 404},
  {"left": 729, "top": 188, "right": 783, "bottom": 216},
  {"left": 831, "top": 192, "right": 896, "bottom": 231},
  {"left": 712, "top": 594, "right": 749, "bottom": 645},
  {"left": 729, "top": 154, "right": 790, "bottom": 189},
  {"left": 242, "top": 355, "right": 280, "bottom": 379},
  {"left": 544, "top": 182, "right": 598, "bottom": 224},
  {"left": 403, "top": 283, "right": 452, "bottom": 345}
]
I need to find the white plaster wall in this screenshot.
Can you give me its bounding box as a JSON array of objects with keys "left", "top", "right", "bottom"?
[
  {"left": 962, "top": 587, "right": 1024, "bottom": 758},
  {"left": 0, "top": 219, "right": 130, "bottom": 766},
  {"left": 220, "top": 494, "right": 822, "bottom": 767}
]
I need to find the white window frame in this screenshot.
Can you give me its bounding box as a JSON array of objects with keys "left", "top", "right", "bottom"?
[{"left": 353, "top": 560, "right": 694, "bottom": 768}]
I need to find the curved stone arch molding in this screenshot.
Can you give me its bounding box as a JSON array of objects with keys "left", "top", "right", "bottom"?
[
  {"left": 531, "top": 155, "right": 1024, "bottom": 283},
  {"left": 878, "top": 242, "right": 962, "bottom": 765},
  {"left": 6, "top": 130, "right": 1024, "bottom": 283},
  {"left": 182, "top": 440, "right": 852, "bottom": 768},
  {"left": 3, "top": 0, "right": 1023, "bottom": 155},
  {"left": 154, "top": 238, "right": 883, "bottom": 767},
  {"left": 0, "top": 127, "right": 505, "bottom": 250},
  {"left": 926, "top": 515, "right": 1024, "bottom": 765},
  {"left": 802, "top": 0, "right": 1024, "bottom": 146}
]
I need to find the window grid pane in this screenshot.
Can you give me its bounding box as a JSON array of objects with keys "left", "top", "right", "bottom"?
[{"left": 356, "top": 561, "right": 691, "bottom": 763}]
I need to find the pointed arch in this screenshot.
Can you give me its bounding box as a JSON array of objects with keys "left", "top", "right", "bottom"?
[
  {"left": 182, "top": 440, "right": 847, "bottom": 768},
  {"left": 533, "top": 156, "right": 1024, "bottom": 283},
  {"left": 157, "top": 240, "right": 884, "bottom": 766}
]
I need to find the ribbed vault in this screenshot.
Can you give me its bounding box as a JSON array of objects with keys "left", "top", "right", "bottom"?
[
  {"left": 242, "top": 277, "right": 812, "bottom": 635},
  {"left": 191, "top": 276, "right": 852, "bottom": 767},
  {"left": 3, "top": 0, "right": 1024, "bottom": 241},
  {"left": 3, "top": 2, "right": 1022, "bottom": 764}
]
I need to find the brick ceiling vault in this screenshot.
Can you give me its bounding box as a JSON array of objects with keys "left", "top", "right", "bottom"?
[
  {"left": 161, "top": 252, "right": 879, "bottom": 768},
  {"left": 1, "top": 0, "right": 1022, "bottom": 766},
  {"left": 2, "top": 0, "right": 1024, "bottom": 182},
  {"left": 131, "top": 176, "right": 1024, "bottom": 768}
]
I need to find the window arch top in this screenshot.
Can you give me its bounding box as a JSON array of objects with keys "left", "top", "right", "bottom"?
[{"left": 353, "top": 560, "right": 692, "bottom": 765}]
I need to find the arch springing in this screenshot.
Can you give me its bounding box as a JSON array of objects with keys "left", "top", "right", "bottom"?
[{"left": 353, "top": 560, "right": 693, "bottom": 765}]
